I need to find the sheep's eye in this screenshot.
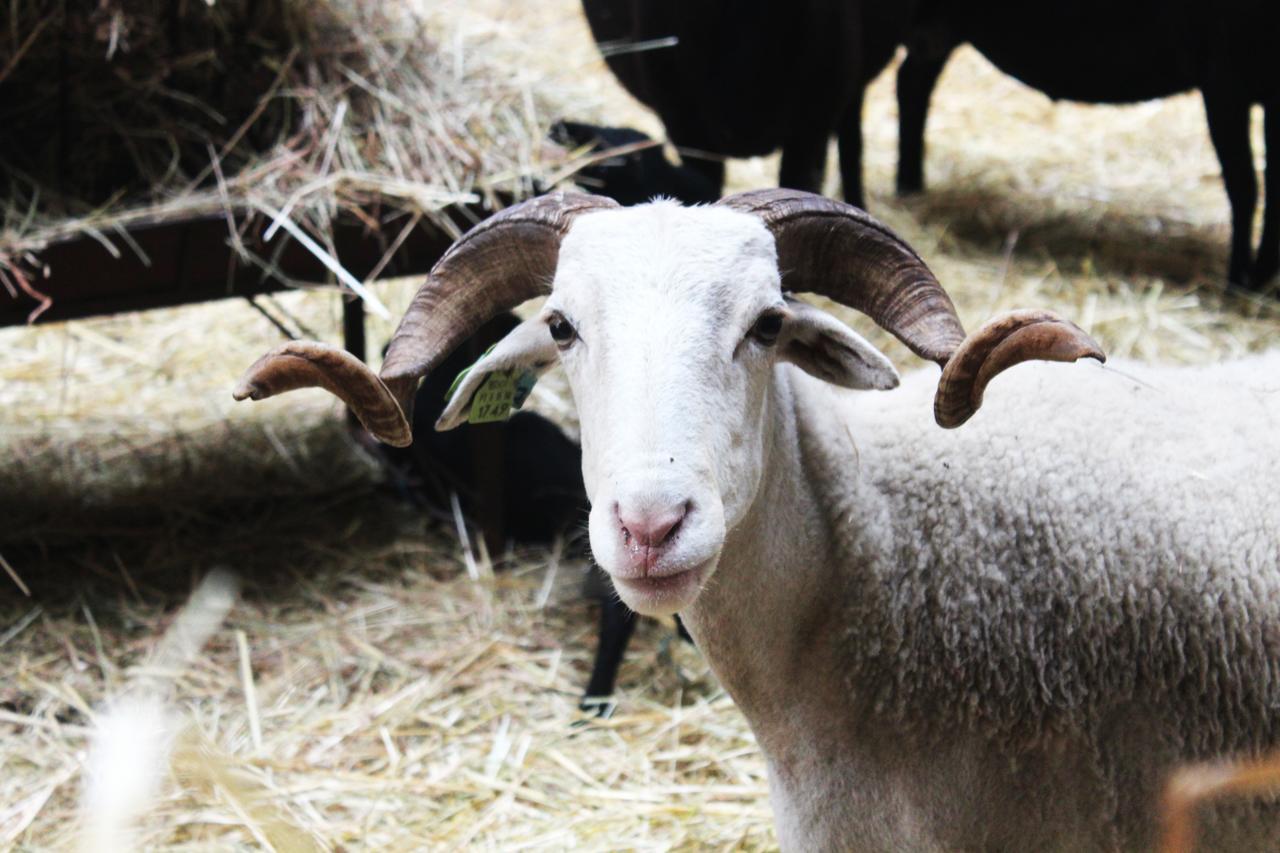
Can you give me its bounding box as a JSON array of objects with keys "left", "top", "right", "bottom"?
[
  {"left": 750, "top": 311, "right": 784, "bottom": 346},
  {"left": 548, "top": 315, "right": 577, "bottom": 348}
]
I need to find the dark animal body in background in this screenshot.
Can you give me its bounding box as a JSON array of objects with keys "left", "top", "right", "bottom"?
[
  {"left": 383, "top": 313, "right": 587, "bottom": 545},
  {"left": 379, "top": 312, "right": 678, "bottom": 712},
  {"left": 580, "top": 0, "right": 919, "bottom": 207},
  {"left": 897, "top": 0, "right": 1279, "bottom": 288},
  {"left": 551, "top": 122, "right": 720, "bottom": 206}
]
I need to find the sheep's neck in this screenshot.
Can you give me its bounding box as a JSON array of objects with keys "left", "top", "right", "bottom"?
[
  {"left": 679, "top": 371, "right": 899, "bottom": 849},
  {"left": 680, "top": 369, "right": 856, "bottom": 750}
]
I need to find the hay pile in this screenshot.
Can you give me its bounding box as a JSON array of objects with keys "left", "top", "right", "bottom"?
[
  {"left": 1, "top": 485, "right": 768, "bottom": 849},
  {"left": 2, "top": 0, "right": 325, "bottom": 206},
  {"left": 3, "top": 0, "right": 1280, "bottom": 848},
  {"left": 0, "top": 0, "right": 561, "bottom": 319}
]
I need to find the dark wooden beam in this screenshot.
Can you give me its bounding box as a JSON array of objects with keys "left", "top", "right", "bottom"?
[{"left": 0, "top": 209, "right": 465, "bottom": 327}]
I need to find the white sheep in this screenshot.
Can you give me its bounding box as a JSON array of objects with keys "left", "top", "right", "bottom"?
[{"left": 235, "top": 189, "right": 1280, "bottom": 850}]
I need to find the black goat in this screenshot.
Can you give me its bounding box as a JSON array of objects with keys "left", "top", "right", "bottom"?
[
  {"left": 379, "top": 313, "right": 671, "bottom": 714},
  {"left": 896, "top": 1, "right": 1279, "bottom": 288},
  {"left": 580, "top": 0, "right": 919, "bottom": 207}
]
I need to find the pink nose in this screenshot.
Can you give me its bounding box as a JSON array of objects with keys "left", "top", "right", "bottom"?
[{"left": 617, "top": 502, "right": 688, "bottom": 550}]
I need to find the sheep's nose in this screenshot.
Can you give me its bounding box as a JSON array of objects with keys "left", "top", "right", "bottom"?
[{"left": 616, "top": 501, "right": 688, "bottom": 551}]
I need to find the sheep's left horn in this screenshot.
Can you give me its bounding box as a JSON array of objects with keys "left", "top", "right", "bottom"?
[
  {"left": 716, "top": 188, "right": 966, "bottom": 365},
  {"left": 718, "top": 190, "right": 1104, "bottom": 428},
  {"left": 378, "top": 190, "right": 620, "bottom": 415},
  {"left": 933, "top": 310, "right": 1105, "bottom": 428},
  {"left": 234, "top": 341, "right": 413, "bottom": 446}
]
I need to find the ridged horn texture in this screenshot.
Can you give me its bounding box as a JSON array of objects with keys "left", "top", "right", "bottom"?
[
  {"left": 233, "top": 341, "right": 413, "bottom": 446},
  {"left": 715, "top": 188, "right": 966, "bottom": 365},
  {"left": 378, "top": 191, "right": 620, "bottom": 415},
  {"left": 933, "top": 309, "right": 1106, "bottom": 429}
]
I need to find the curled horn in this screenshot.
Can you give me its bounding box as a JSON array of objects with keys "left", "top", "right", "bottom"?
[
  {"left": 233, "top": 190, "right": 619, "bottom": 446},
  {"left": 933, "top": 309, "right": 1105, "bottom": 428},
  {"left": 233, "top": 341, "right": 414, "bottom": 445},
  {"left": 717, "top": 189, "right": 1104, "bottom": 426}
]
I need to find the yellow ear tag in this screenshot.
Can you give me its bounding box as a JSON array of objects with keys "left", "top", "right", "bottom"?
[{"left": 446, "top": 350, "right": 539, "bottom": 425}]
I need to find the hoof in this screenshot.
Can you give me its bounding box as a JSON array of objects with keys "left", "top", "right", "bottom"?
[
  {"left": 895, "top": 175, "right": 925, "bottom": 196},
  {"left": 1252, "top": 255, "right": 1279, "bottom": 291},
  {"left": 1226, "top": 253, "right": 1253, "bottom": 290},
  {"left": 578, "top": 695, "right": 618, "bottom": 719}
]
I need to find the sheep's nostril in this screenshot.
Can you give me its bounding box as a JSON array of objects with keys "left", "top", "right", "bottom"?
[
  {"left": 662, "top": 515, "right": 683, "bottom": 546},
  {"left": 616, "top": 502, "right": 689, "bottom": 550}
]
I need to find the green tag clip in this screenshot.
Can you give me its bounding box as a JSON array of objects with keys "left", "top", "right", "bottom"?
[{"left": 446, "top": 346, "right": 539, "bottom": 425}]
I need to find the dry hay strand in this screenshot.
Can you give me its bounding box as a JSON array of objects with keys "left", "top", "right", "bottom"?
[{"left": 0, "top": 0, "right": 567, "bottom": 320}]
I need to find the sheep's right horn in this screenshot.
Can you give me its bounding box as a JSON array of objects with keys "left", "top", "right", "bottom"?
[
  {"left": 716, "top": 188, "right": 966, "bottom": 365},
  {"left": 233, "top": 191, "right": 618, "bottom": 446},
  {"left": 378, "top": 191, "right": 620, "bottom": 416},
  {"left": 933, "top": 309, "right": 1105, "bottom": 428},
  {"left": 234, "top": 341, "right": 413, "bottom": 446}
]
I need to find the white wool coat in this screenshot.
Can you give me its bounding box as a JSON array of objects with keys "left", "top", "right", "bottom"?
[{"left": 684, "top": 352, "right": 1280, "bottom": 851}]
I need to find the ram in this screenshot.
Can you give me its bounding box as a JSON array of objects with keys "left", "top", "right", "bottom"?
[
  {"left": 896, "top": 0, "right": 1278, "bottom": 288},
  {"left": 579, "top": 0, "right": 918, "bottom": 207},
  {"left": 235, "top": 190, "right": 1280, "bottom": 850}
]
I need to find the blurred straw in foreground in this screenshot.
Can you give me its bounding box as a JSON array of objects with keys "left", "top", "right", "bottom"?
[{"left": 78, "top": 568, "right": 238, "bottom": 853}]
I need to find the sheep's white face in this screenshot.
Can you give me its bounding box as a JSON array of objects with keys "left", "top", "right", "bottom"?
[{"left": 440, "top": 201, "right": 898, "bottom": 615}]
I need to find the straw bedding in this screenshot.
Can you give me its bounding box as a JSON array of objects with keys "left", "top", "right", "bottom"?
[
  {"left": 0, "top": 0, "right": 558, "bottom": 321},
  {"left": 2, "top": 0, "right": 1279, "bottom": 848}
]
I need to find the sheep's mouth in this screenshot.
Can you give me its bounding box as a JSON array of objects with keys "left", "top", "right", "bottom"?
[{"left": 611, "top": 563, "right": 707, "bottom": 612}]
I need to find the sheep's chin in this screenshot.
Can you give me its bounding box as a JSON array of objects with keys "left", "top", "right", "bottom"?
[{"left": 609, "top": 558, "right": 715, "bottom": 617}]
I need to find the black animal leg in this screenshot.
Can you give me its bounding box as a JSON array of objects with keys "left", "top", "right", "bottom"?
[
  {"left": 1256, "top": 105, "right": 1279, "bottom": 286},
  {"left": 581, "top": 595, "right": 638, "bottom": 717},
  {"left": 779, "top": 131, "right": 831, "bottom": 197},
  {"left": 837, "top": 86, "right": 867, "bottom": 209},
  {"left": 897, "top": 45, "right": 953, "bottom": 196},
  {"left": 1203, "top": 88, "right": 1258, "bottom": 287}
]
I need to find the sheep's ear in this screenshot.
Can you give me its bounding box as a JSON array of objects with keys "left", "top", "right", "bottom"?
[
  {"left": 778, "top": 298, "right": 900, "bottom": 391},
  {"left": 435, "top": 317, "right": 559, "bottom": 431}
]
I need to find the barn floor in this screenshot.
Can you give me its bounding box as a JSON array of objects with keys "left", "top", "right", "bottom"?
[{"left": 3, "top": 0, "right": 1280, "bottom": 849}]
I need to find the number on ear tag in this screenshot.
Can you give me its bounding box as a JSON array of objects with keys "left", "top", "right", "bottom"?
[{"left": 446, "top": 348, "right": 540, "bottom": 425}]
